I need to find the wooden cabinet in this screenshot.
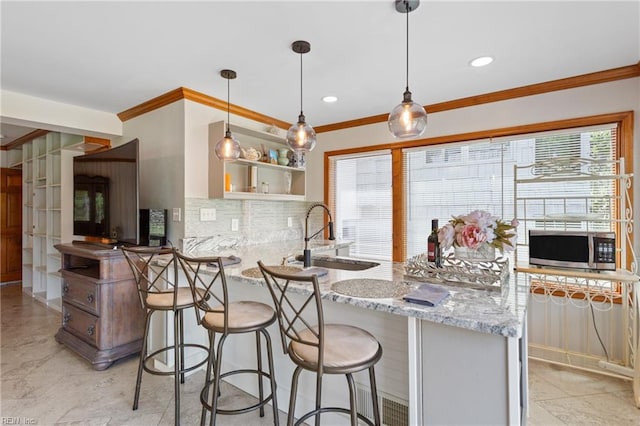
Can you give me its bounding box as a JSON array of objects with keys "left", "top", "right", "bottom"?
[
  {"left": 208, "top": 121, "right": 306, "bottom": 200},
  {"left": 54, "top": 242, "right": 144, "bottom": 370}
]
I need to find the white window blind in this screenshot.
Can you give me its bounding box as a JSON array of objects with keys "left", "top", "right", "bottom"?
[
  {"left": 404, "top": 124, "right": 618, "bottom": 259},
  {"left": 328, "top": 150, "right": 392, "bottom": 260}
]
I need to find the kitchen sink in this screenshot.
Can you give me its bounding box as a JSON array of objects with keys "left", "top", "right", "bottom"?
[{"left": 294, "top": 255, "right": 379, "bottom": 271}]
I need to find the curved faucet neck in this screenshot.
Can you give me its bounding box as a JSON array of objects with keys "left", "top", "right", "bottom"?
[
  {"left": 303, "top": 203, "right": 335, "bottom": 267},
  {"left": 306, "top": 202, "right": 332, "bottom": 222}
]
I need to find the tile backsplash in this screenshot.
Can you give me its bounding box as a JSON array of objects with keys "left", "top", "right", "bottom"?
[{"left": 182, "top": 198, "right": 322, "bottom": 253}]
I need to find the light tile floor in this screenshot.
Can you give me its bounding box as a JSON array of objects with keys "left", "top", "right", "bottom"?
[{"left": 2, "top": 282, "right": 638, "bottom": 425}]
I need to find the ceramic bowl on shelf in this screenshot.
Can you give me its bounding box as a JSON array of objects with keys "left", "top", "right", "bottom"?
[{"left": 241, "top": 147, "right": 261, "bottom": 161}]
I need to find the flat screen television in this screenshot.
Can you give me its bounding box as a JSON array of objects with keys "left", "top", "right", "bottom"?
[{"left": 73, "top": 138, "right": 140, "bottom": 245}]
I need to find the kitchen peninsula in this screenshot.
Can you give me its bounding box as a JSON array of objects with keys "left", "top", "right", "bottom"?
[{"left": 175, "top": 239, "right": 529, "bottom": 425}]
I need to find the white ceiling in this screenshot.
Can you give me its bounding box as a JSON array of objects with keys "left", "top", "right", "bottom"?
[{"left": 1, "top": 1, "right": 639, "bottom": 146}]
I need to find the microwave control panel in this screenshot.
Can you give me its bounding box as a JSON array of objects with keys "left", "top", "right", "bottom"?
[{"left": 595, "top": 238, "right": 615, "bottom": 263}]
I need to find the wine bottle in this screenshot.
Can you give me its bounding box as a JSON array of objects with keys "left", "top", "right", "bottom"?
[{"left": 427, "top": 219, "right": 442, "bottom": 267}]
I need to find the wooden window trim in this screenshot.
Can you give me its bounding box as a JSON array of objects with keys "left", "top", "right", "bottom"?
[{"left": 324, "top": 111, "right": 634, "bottom": 262}]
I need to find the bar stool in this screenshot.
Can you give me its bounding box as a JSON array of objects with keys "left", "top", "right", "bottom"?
[
  {"left": 122, "top": 246, "right": 209, "bottom": 426},
  {"left": 258, "top": 261, "right": 382, "bottom": 426},
  {"left": 175, "top": 252, "right": 279, "bottom": 426}
]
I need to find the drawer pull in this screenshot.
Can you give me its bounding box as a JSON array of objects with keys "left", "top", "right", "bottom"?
[
  {"left": 87, "top": 294, "right": 94, "bottom": 303},
  {"left": 87, "top": 325, "right": 95, "bottom": 336},
  {"left": 63, "top": 312, "right": 71, "bottom": 325},
  {"left": 63, "top": 284, "right": 69, "bottom": 293}
]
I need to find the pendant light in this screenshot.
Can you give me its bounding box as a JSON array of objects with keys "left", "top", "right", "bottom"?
[
  {"left": 214, "top": 69, "right": 241, "bottom": 160},
  {"left": 388, "top": 0, "right": 427, "bottom": 139},
  {"left": 286, "top": 40, "right": 316, "bottom": 153}
]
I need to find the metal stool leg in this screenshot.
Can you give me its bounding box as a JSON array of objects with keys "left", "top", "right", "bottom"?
[
  {"left": 209, "top": 334, "right": 228, "bottom": 426},
  {"left": 288, "top": 366, "right": 303, "bottom": 426},
  {"left": 369, "top": 365, "right": 381, "bottom": 426},
  {"left": 173, "top": 310, "right": 181, "bottom": 426},
  {"left": 256, "top": 331, "right": 265, "bottom": 417},
  {"left": 179, "top": 309, "right": 186, "bottom": 384},
  {"left": 133, "top": 311, "right": 152, "bottom": 410},
  {"left": 346, "top": 373, "right": 358, "bottom": 426},
  {"left": 314, "top": 372, "right": 323, "bottom": 426},
  {"left": 200, "top": 330, "right": 216, "bottom": 426},
  {"left": 262, "top": 329, "right": 280, "bottom": 426}
]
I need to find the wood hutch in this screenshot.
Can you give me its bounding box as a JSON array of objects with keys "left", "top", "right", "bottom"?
[{"left": 54, "top": 242, "right": 144, "bottom": 370}]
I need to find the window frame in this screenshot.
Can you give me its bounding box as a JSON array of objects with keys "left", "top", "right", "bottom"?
[{"left": 324, "top": 111, "right": 634, "bottom": 263}]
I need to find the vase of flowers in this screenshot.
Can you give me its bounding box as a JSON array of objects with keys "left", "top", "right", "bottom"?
[{"left": 437, "top": 210, "right": 518, "bottom": 261}]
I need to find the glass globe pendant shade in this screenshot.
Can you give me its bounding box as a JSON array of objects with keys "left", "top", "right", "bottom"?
[
  {"left": 388, "top": 90, "right": 428, "bottom": 138},
  {"left": 286, "top": 113, "right": 316, "bottom": 152},
  {"left": 214, "top": 130, "right": 241, "bottom": 160}
]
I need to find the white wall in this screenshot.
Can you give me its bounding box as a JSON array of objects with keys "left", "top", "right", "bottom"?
[
  {"left": 0, "top": 90, "right": 122, "bottom": 138},
  {"left": 310, "top": 78, "right": 640, "bottom": 203},
  {"left": 121, "top": 101, "right": 187, "bottom": 245},
  {"left": 0, "top": 89, "right": 121, "bottom": 170},
  {"left": 183, "top": 101, "right": 226, "bottom": 198}
]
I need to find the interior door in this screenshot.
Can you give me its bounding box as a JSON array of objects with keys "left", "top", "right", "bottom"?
[{"left": 0, "top": 167, "right": 22, "bottom": 283}]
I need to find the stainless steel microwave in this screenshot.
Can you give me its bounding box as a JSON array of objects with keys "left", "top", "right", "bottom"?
[{"left": 528, "top": 230, "right": 616, "bottom": 271}]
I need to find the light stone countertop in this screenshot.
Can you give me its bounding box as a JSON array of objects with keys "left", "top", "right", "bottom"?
[{"left": 184, "top": 239, "right": 530, "bottom": 339}]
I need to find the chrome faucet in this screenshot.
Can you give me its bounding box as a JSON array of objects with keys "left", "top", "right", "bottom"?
[{"left": 303, "top": 203, "right": 335, "bottom": 267}]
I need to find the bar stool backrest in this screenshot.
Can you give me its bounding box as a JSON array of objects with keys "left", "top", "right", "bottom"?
[
  {"left": 174, "top": 252, "right": 230, "bottom": 334},
  {"left": 258, "top": 261, "right": 325, "bottom": 371},
  {"left": 121, "top": 246, "right": 179, "bottom": 311}
]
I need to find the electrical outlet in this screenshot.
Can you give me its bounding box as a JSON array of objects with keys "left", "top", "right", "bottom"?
[
  {"left": 287, "top": 217, "right": 293, "bottom": 227},
  {"left": 200, "top": 208, "right": 216, "bottom": 221},
  {"left": 231, "top": 218, "right": 239, "bottom": 231},
  {"left": 172, "top": 207, "right": 181, "bottom": 222}
]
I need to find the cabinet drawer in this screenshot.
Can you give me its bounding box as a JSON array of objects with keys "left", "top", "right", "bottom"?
[
  {"left": 62, "top": 276, "right": 99, "bottom": 314},
  {"left": 62, "top": 303, "right": 99, "bottom": 347}
]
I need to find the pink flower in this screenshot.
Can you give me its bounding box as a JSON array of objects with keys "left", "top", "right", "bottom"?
[
  {"left": 436, "top": 210, "right": 518, "bottom": 255},
  {"left": 455, "top": 224, "right": 487, "bottom": 249}
]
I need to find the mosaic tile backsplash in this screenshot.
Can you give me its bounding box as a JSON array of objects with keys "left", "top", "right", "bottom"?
[{"left": 182, "top": 198, "right": 323, "bottom": 254}]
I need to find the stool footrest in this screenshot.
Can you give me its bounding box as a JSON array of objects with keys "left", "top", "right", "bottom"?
[
  {"left": 142, "top": 343, "right": 209, "bottom": 376},
  {"left": 200, "top": 369, "right": 276, "bottom": 416}
]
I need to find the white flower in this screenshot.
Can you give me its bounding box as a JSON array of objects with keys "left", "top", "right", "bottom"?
[{"left": 437, "top": 223, "right": 456, "bottom": 250}]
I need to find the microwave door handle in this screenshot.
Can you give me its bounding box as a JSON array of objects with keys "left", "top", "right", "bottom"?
[{"left": 588, "top": 235, "right": 595, "bottom": 267}]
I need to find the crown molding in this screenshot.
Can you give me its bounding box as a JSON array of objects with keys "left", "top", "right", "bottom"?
[
  {"left": 1, "top": 129, "right": 50, "bottom": 150},
  {"left": 116, "top": 61, "right": 640, "bottom": 134},
  {"left": 117, "top": 87, "right": 290, "bottom": 129},
  {"left": 314, "top": 61, "right": 640, "bottom": 133}
]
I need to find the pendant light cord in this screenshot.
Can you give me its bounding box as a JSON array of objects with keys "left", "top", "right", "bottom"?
[
  {"left": 405, "top": 0, "right": 410, "bottom": 91},
  {"left": 299, "top": 52, "right": 304, "bottom": 116},
  {"left": 226, "top": 77, "right": 231, "bottom": 133}
]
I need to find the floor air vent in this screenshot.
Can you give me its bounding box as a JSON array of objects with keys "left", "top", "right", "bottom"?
[{"left": 356, "top": 385, "right": 409, "bottom": 426}]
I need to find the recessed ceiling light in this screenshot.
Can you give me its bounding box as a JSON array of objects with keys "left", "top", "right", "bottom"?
[
  {"left": 322, "top": 95, "right": 338, "bottom": 103},
  {"left": 470, "top": 56, "right": 494, "bottom": 67}
]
